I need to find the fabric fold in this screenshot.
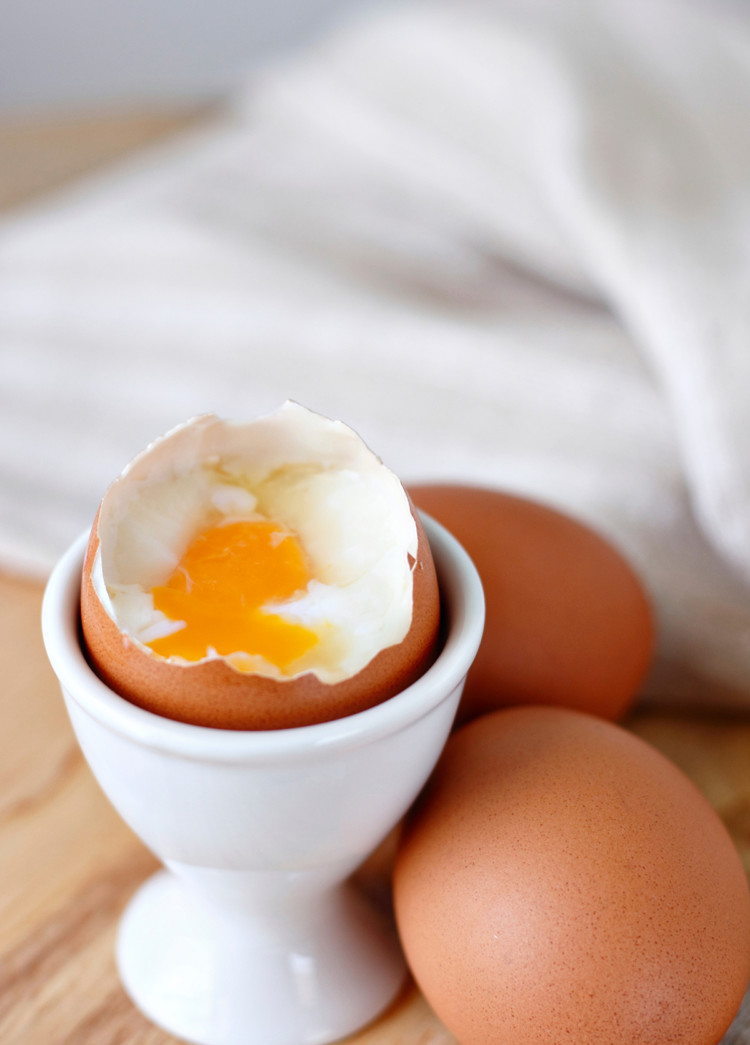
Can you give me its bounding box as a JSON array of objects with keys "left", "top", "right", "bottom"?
[{"left": 1, "top": 0, "right": 749, "bottom": 708}]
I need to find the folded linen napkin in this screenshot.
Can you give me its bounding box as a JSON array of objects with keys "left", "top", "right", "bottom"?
[{"left": 1, "top": 0, "right": 749, "bottom": 710}]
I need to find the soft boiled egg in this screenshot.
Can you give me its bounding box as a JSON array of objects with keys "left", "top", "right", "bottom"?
[{"left": 80, "top": 402, "right": 441, "bottom": 730}]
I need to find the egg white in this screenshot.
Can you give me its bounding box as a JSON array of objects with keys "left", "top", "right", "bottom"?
[{"left": 91, "top": 402, "right": 418, "bottom": 684}]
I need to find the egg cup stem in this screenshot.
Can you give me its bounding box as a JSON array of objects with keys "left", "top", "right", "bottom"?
[
  {"left": 117, "top": 868, "right": 405, "bottom": 1045},
  {"left": 41, "top": 519, "right": 485, "bottom": 1045}
]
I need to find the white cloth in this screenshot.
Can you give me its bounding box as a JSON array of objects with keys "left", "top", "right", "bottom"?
[{"left": 1, "top": 0, "right": 750, "bottom": 708}]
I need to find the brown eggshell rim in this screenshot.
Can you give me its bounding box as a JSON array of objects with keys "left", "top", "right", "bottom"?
[
  {"left": 42, "top": 516, "right": 485, "bottom": 763},
  {"left": 79, "top": 502, "right": 440, "bottom": 730}
]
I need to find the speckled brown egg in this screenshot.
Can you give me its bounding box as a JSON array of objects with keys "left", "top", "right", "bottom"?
[
  {"left": 81, "top": 403, "right": 441, "bottom": 730},
  {"left": 408, "top": 484, "right": 654, "bottom": 723},
  {"left": 393, "top": 707, "right": 750, "bottom": 1045}
]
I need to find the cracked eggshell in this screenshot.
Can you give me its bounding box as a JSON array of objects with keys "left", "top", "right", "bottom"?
[{"left": 80, "top": 404, "right": 441, "bottom": 730}]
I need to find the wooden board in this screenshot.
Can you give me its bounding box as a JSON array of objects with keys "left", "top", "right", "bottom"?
[
  {"left": 2, "top": 568, "right": 750, "bottom": 1044},
  {"left": 0, "top": 108, "right": 212, "bottom": 212}
]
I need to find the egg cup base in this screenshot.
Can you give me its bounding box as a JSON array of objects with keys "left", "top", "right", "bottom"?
[{"left": 117, "top": 868, "right": 406, "bottom": 1045}]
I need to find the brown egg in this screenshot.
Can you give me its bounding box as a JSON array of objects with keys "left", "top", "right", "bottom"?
[
  {"left": 408, "top": 484, "right": 654, "bottom": 722},
  {"left": 81, "top": 404, "right": 440, "bottom": 730},
  {"left": 394, "top": 707, "right": 750, "bottom": 1045}
]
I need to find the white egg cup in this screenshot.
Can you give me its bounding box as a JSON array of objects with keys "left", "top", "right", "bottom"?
[{"left": 42, "top": 516, "right": 484, "bottom": 1045}]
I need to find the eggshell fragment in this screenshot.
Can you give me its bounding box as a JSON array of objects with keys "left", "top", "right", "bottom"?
[
  {"left": 81, "top": 405, "right": 441, "bottom": 730},
  {"left": 408, "top": 484, "right": 654, "bottom": 722},
  {"left": 394, "top": 707, "right": 750, "bottom": 1045}
]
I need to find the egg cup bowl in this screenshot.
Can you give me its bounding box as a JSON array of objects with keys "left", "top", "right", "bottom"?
[{"left": 42, "top": 515, "right": 485, "bottom": 1045}]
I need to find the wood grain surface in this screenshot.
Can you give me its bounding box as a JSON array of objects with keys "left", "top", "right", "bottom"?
[
  {"left": 3, "top": 567, "right": 750, "bottom": 1044},
  {"left": 2, "top": 113, "right": 750, "bottom": 1045},
  {"left": 0, "top": 108, "right": 212, "bottom": 213}
]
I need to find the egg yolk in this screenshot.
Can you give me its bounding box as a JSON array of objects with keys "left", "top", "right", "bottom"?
[{"left": 146, "top": 519, "right": 319, "bottom": 669}]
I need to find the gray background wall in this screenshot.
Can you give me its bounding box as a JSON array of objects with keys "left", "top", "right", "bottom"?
[
  {"left": 0, "top": 0, "right": 740, "bottom": 116},
  {"left": 0, "top": 0, "right": 380, "bottom": 114}
]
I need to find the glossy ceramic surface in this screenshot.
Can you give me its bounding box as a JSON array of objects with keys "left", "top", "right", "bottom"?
[{"left": 42, "top": 516, "right": 484, "bottom": 1045}]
